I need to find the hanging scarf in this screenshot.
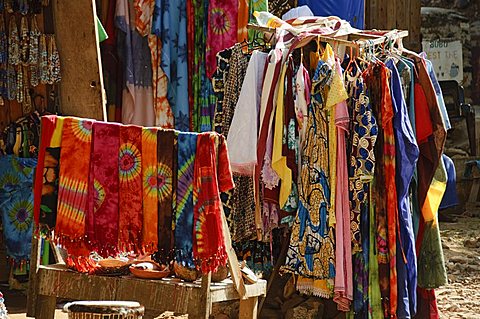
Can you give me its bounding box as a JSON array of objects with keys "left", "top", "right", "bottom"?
[
  {"left": 141, "top": 127, "right": 158, "bottom": 252},
  {"left": 33, "top": 115, "right": 57, "bottom": 226},
  {"left": 0, "top": 155, "right": 37, "bottom": 265},
  {"left": 56, "top": 117, "right": 93, "bottom": 256},
  {"left": 86, "top": 121, "right": 120, "bottom": 257},
  {"left": 118, "top": 125, "right": 143, "bottom": 252},
  {"left": 205, "top": 0, "right": 238, "bottom": 79},
  {"left": 156, "top": 129, "right": 176, "bottom": 264},
  {"left": 193, "top": 133, "right": 233, "bottom": 273},
  {"left": 175, "top": 132, "right": 197, "bottom": 268}
]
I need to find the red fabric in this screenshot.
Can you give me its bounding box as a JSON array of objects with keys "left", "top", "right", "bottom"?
[
  {"left": 33, "top": 115, "right": 57, "bottom": 226},
  {"left": 86, "top": 121, "right": 121, "bottom": 257},
  {"left": 414, "top": 83, "right": 433, "bottom": 144},
  {"left": 118, "top": 125, "right": 143, "bottom": 252},
  {"left": 193, "top": 133, "right": 234, "bottom": 273}
]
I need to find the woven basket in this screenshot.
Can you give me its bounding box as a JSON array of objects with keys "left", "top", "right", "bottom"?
[{"left": 63, "top": 301, "right": 144, "bottom": 319}]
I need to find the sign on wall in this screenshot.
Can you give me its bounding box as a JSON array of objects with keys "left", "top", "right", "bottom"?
[{"left": 422, "top": 40, "right": 463, "bottom": 83}]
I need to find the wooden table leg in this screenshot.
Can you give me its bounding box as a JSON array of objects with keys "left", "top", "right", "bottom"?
[
  {"left": 35, "top": 295, "right": 56, "bottom": 319},
  {"left": 239, "top": 297, "right": 259, "bottom": 319}
]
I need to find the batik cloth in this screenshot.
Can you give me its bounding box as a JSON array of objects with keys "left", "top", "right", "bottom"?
[
  {"left": 346, "top": 70, "right": 378, "bottom": 317},
  {"left": 206, "top": 0, "right": 238, "bottom": 79},
  {"left": 0, "top": 155, "right": 37, "bottom": 264},
  {"left": 152, "top": 0, "right": 189, "bottom": 131},
  {"left": 133, "top": 0, "right": 174, "bottom": 128},
  {"left": 212, "top": 47, "right": 233, "bottom": 135},
  {"left": 282, "top": 60, "right": 336, "bottom": 298},
  {"left": 156, "top": 129, "right": 176, "bottom": 264},
  {"left": 86, "top": 122, "right": 120, "bottom": 257},
  {"left": 116, "top": 0, "right": 155, "bottom": 126},
  {"left": 56, "top": 117, "right": 93, "bottom": 256},
  {"left": 142, "top": 127, "right": 159, "bottom": 251},
  {"left": 175, "top": 132, "right": 197, "bottom": 268},
  {"left": 118, "top": 125, "right": 143, "bottom": 252},
  {"left": 193, "top": 133, "right": 234, "bottom": 273}
]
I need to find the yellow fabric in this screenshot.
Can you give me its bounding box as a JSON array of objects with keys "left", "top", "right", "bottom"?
[
  {"left": 50, "top": 117, "right": 65, "bottom": 148},
  {"left": 321, "top": 44, "right": 348, "bottom": 227},
  {"left": 297, "top": 276, "right": 334, "bottom": 298},
  {"left": 272, "top": 61, "right": 291, "bottom": 208},
  {"left": 422, "top": 160, "right": 447, "bottom": 222}
]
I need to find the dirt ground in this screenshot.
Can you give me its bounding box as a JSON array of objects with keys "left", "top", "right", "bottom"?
[
  {"left": 437, "top": 215, "right": 480, "bottom": 319},
  {"left": 2, "top": 216, "right": 480, "bottom": 319}
]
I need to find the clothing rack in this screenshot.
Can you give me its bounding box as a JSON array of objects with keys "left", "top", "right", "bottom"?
[{"left": 246, "top": 23, "right": 409, "bottom": 50}]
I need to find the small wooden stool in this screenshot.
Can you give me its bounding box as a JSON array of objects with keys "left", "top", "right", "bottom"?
[{"left": 63, "top": 301, "right": 145, "bottom": 319}]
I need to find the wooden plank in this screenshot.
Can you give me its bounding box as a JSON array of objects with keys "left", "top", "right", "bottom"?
[
  {"left": 198, "top": 272, "right": 212, "bottom": 319},
  {"left": 408, "top": 0, "right": 421, "bottom": 51},
  {"left": 51, "top": 0, "right": 106, "bottom": 120},
  {"left": 26, "top": 232, "right": 42, "bottom": 317},
  {"left": 35, "top": 294, "right": 56, "bottom": 319},
  {"left": 210, "top": 280, "right": 267, "bottom": 303},
  {"left": 37, "top": 266, "right": 118, "bottom": 300},
  {"left": 239, "top": 297, "right": 258, "bottom": 319}
]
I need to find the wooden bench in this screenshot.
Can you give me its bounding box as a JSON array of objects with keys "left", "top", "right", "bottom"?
[{"left": 27, "top": 212, "right": 266, "bottom": 318}]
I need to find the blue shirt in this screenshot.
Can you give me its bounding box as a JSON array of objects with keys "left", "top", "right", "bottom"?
[{"left": 386, "top": 59, "right": 419, "bottom": 319}]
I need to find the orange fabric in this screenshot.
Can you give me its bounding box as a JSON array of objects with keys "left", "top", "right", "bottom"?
[
  {"left": 237, "top": 0, "right": 249, "bottom": 43},
  {"left": 142, "top": 127, "right": 159, "bottom": 251}
]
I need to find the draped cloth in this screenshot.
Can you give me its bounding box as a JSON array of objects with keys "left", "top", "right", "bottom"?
[
  {"left": 86, "top": 122, "right": 120, "bottom": 257},
  {"left": 142, "top": 127, "right": 159, "bottom": 251},
  {"left": 175, "top": 132, "right": 197, "bottom": 268},
  {"left": 156, "top": 130, "right": 176, "bottom": 264},
  {"left": 193, "top": 133, "right": 234, "bottom": 273},
  {"left": 0, "top": 155, "right": 37, "bottom": 264},
  {"left": 118, "top": 125, "right": 143, "bottom": 252},
  {"left": 55, "top": 117, "right": 93, "bottom": 256}
]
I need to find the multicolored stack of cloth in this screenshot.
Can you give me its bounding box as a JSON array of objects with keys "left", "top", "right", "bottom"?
[{"left": 33, "top": 115, "right": 234, "bottom": 275}]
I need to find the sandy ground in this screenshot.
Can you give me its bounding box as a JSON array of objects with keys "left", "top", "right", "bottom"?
[
  {"left": 437, "top": 216, "right": 480, "bottom": 319},
  {"left": 2, "top": 216, "right": 480, "bottom": 319}
]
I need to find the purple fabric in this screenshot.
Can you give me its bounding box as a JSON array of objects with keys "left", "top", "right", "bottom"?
[{"left": 439, "top": 154, "right": 459, "bottom": 209}]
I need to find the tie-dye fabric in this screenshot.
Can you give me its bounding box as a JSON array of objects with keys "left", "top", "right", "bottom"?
[
  {"left": 175, "top": 132, "right": 197, "bottom": 268},
  {"left": 142, "top": 127, "right": 159, "bottom": 251},
  {"left": 0, "top": 155, "right": 37, "bottom": 264}
]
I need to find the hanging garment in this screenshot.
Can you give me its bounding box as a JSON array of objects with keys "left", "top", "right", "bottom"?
[
  {"left": 134, "top": 0, "right": 174, "bottom": 128},
  {"left": 175, "top": 132, "right": 197, "bottom": 268},
  {"left": 141, "top": 127, "right": 159, "bottom": 251},
  {"left": 56, "top": 117, "right": 94, "bottom": 256},
  {"left": 206, "top": 0, "right": 238, "bottom": 79},
  {"left": 86, "top": 121, "right": 121, "bottom": 257},
  {"left": 152, "top": 0, "right": 189, "bottom": 131},
  {"left": 212, "top": 47, "right": 233, "bottom": 134},
  {"left": 0, "top": 155, "right": 37, "bottom": 264},
  {"left": 387, "top": 59, "right": 419, "bottom": 319},
  {"left": 439, "top": 154, "right": 459, "bottom": 209},
  {"left": 156, "top": 129, "right": 176, "bottom": 264},
  {"left": 116, "top": 0, "right": 155, "bottom": 127},
  {"left": 227, "top": 50, "right": 268, "bottom": 175},
  {"left": 118, "top": 125, "right": 143, "bottom": 252},
  {"left": 237, "top": 0, "right": 248, "bottom": 42},
  {"left": 193, "top": 133, "right": 234, "bottom": 273},
  {"left": 282, "top": 60, "right": 337, "bottom": 298}
]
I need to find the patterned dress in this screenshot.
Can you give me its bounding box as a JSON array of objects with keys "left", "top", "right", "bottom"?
[{"left": 283, "top": 60, "right": 336, "bottom": 297}]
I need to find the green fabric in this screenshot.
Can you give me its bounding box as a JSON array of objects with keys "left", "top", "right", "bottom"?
[
  {"left": 368, "top": 182, "right": 383, "bottom": 319},
  {"left": 42, "top": 239, "right": 50, "bottom": 266},
  {"left": 96, "top": 16, "right": 108, "bottom": 43}
]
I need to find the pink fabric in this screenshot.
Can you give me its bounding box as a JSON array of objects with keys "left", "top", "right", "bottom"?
[{"left": 333, "top": 59, "right": 353, "bottom": 312}]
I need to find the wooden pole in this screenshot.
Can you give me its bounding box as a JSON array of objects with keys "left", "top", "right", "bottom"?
[{"left": 51, "top": 0, "right": 106, "bottom": 120}]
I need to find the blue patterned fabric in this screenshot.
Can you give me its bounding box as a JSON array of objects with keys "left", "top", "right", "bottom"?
[
  {"left": 0, "top": 155, "right": 37, "bottom": 264},
  {"left": 152, "top": 0, "right": 189, "bottom": 131},
  {"left": 174, "top": 132, "right": 197, "bottom": 268}
]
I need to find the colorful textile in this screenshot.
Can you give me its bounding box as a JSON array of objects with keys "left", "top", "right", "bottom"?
[
  {"left": 116, "top": 0, "right": 155, "bottom": 126},
  {"left": 142, "top": 127, "right": 159, "bottom": 251},
  {"left": 175, "top": 132, "right": 197, "bottom": 268},
  {"left": 156, "top": 129, "right": 176, "bottom": 264},
  {"left": 118, "top": 125, "right": 143, "bottom": 252},
  {"left": 206, "top": 0, "right": 238, "bottom": 79},
  {"left": 248, "top": 0, "right": 267, "bottom": 41},
  {"left": 0, "top": 155, "right": 37, "bottom": 264},
  {"left": 193, "top": 133, "right": 234, "bottom": 273},
  {"left": 212, "top": 47, "right": 233, "bottom": 134},
  {"left": 33, "top": 115, "right": 57, "bottom": 226},
  {"left": 283, "top": 60, "right": 336, "bottom": 298},
  {"left": 56, "top": 117, "right": 93, "bottom": 256},
  {"left": 133, "top": 0, "right": 174, "bottom": 128},
  {"left": 86, "top": 122, "right": 120, "bottom": 257},
  {"left": 237, "top": 0, "right": 249, "bottom": 42},
  {"left": 152, "top": 0, "right": 189, "bottom": 131}
]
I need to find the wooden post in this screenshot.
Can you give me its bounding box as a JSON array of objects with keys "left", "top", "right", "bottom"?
[
  {"left": 26, "top": 232, "right": 42, "bottom": 317},
  {"left": 35, "top": 295, "right": 57, "bottom": 319},
  {"left": 239, "top": 297, "right": 259, "bottom": 319},
  {"left": 198, "top": 272, "right": 212, "bottom": 319},
  {"left": 51, "top": 0, "right": 106, "bottom": 120}
]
